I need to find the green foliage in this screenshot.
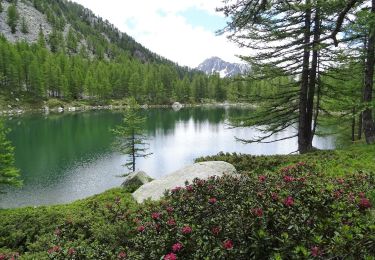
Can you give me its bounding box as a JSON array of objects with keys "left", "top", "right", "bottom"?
[
  {"left": 112, "top": 98, "right": 152, "bottom": 172},
  {"left": 20, "top": 16, "right": 28, "bottom": 34},
  {"left": 129, "top": 163, "right": 374, "bottom": 259},
  {"left": 196, "top": 145, "right": 375, "bottom": 176},
  {"left": 0, "top": 188, "right": 137, "bottom": 257},
  {"left": 7, "top": 3, "right": 19, "bottom": 34},
  {"left": 0, "top": 119, "right": 22, "bottom": 193},
  {"left": 0, "top": 1, "right": 3, "bottom": 13}
]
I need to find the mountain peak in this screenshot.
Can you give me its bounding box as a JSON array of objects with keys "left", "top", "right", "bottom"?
[{"left": 196, "top": 57, "right": 249, "bottom": 78}]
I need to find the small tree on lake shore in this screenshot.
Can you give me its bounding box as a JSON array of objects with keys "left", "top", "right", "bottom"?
[
  {"left": 0, "top": 119, "right": 22, "bottom": 193},
  {"left": 112, "top": 98, "right": 152, "bottom": 172}
]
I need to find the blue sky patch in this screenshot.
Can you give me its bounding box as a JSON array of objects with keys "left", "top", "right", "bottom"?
[{"left": 179, "top": 7, "right": 227, "bottom": 32}]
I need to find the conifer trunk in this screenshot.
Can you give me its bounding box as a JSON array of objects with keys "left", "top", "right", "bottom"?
[
  {"left": 298, "top": 0, "right": 312, "bottom": 154},
  {"left": 307, "top": 3, "right": 321, "bottom": 145},
  {"left": 362, "top": 0, "right": 375, "bottom": 144}
]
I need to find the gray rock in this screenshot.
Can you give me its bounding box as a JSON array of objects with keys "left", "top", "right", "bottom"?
[
  {"left": 172, "top": 102, "right": 183, "bottom": 111},
  {"left": 132, "top": 161, "right": 237, "bottom": 203},
  {"left": 0, "top": 1, "right": 53, "bottom": 44},
  {"left": 121, "top": 171, "right": 153, "bottom": 189}
]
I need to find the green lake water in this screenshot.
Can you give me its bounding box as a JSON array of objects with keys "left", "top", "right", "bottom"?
[{"left": 0, "top": 107, "right": 335, "bottom": 208}]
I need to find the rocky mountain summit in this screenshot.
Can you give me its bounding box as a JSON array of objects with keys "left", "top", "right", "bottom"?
[{"left": 196, "top": 56, "right": 249, "bottom": 77}]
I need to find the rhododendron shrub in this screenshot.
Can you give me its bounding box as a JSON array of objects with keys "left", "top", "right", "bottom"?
[{"left": 128, "top": 163, "right": 374, "bottom": 259}]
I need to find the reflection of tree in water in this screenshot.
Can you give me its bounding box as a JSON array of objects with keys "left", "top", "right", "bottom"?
[
  {"left": 4, "top": 108, "right": 254, "bottom": 186},
  {"left": 143, "top": 107, "right": 251, "bottom": 136},
  {"left": 5, "top": 111, "right": 121, "bottom": 184}
]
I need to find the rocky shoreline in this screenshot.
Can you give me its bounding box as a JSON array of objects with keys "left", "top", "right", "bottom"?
[{"left": 0, "top": 102, "right": 256, "bottom": 116}]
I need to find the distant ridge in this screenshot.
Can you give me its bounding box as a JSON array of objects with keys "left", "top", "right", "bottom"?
[{"left": 196, "top": 57, "right": 249, "bottom": 77}]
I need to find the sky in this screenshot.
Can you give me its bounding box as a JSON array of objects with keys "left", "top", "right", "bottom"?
[{"left": 71, "top": 0, "right": 245, "bottom": 68}]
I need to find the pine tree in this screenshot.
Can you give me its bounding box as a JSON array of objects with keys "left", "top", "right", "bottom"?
[
  {"left": 0, "top": 120, "right": 22, "bottom": 193},
  {"left": 66, "top": 28, "right": 78, "bottom": 54},
  {"left": 20, "top": 16, "right": 28, "bottom": 34},
  {"left": 111, "top": 98, "right": 152, "bottom": 172},
  {"left": 7, "top": 4, "right": 19, "bottom": 34},
  {"left": 218, "top": 0, "right": 362, "bottom": 153},
  {"left": 37, "top": 25, "right": 46, "bottom": 48}
]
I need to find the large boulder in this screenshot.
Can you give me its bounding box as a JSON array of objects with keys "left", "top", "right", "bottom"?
[
  {"left": 132, "top": 161, "right": 237, "bottom": 203},
  {"left": 121, "top": 171, "right": 153, "bottom": 190}
]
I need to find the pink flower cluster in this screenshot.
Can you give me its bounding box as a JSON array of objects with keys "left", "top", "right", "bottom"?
[
  {"left": 47, "top": 245, "right": 61, "bottom": 254},
  {"left": 359, "top": 198, "right": 372, "bottom": 209},
  {"left": 251, "top": 207, "right": 263, "bottom": 217},
  {"left": 181, "top": 225, "right": 192, "bottom": 234},
  {"left": 164, "top": 252, "right": 177, "bottom": 260},
  {"left": 68, "top": 248, "right": 76, "bottom": 256},
  {"left": 152, "top": 212, "right": 161, "bottom": 220},
  {"left": 172, "top": 242, "right": 183, "bottom": 252},
  {"left": 211, "top": 226, "right": 221, "bottom": 235},
  {"left": 223, "top": 239, "right": 234, "bottom": 250},
  {"left": 117, "top": 251, "right": 127, "bottom": 259},
  {"left": 283, "top": 196, "right": 294, "bottom": 207},
  {"left": 283, "top": 175, "right": 295, "bottom": 183},
  {"left": 258, "top": 175, "right": 266, "bottom": 182}
]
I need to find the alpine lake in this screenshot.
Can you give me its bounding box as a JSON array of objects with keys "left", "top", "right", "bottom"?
[{"left": 0, "top": 106, "right": 335, "bottom": 208}]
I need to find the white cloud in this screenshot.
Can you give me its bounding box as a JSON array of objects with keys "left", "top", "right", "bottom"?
[{"left": 71, "top": 0, "right": 245, "bottom": 67}]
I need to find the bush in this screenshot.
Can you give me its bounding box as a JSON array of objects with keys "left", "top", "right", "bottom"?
[
  {"left": 0, "top": 188, "right": 137, "bottom": 259},
  {"left": 128, "top": 162, "right": 374, "bottom": 259}
]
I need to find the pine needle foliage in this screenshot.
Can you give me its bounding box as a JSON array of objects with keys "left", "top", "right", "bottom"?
[{"left": 111, "top": 98, "right": 152, "bottom": 173}]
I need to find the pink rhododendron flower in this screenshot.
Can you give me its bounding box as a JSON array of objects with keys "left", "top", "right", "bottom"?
[
  {"left": 271, "top": 192, "right": 279, "bottom": 201},
  {"left": 137, "top": 226, "right": 145, "bottom": 232},
  {"left": 164, "top": 253, "right": 177, "bottom": 260},
  {"left": 181, "top": 225, "right": 192, "bottom": 234},
  {"left": 167, "top": 218, "right": 176, "bottom": 226},
  {"left": 68, "top": 248, "right": 76, "bottom": 256},
  {"left": 47, "top": 245, "right": 61, "bottom": 254},
  {"left": 208, "top": 197, "right": 217, "bottom": 204},
  {"left": 251, "top": 208, "right": 263, "bottom": 217},
  {"left": 359, "top": 198, "right": 372, "bottom": 209},
  {"left": 311, "top": 246, "right": 320, "bottom": 257},
  {"left": 359, "top": 192, "right": 366, "bottom": 198},
  {"left": 171, "top": 187, "right": 182, "bottom": 193},
  {"left": 166, "top": 206, "right": 174, "bottom": 214},
  {"left": 283, "top": 175, "right": 295, "bottom": 183},
  {"left": 117, "top": 251, "right": 126, "bottom": 259},
  {"left": 211, "top": 226, "right": 221, "bottom": 235},
  {"left": 223, "top": 239, "right": 234, "bottom": 250},
  {"left": 172, "top": 242, "right": 183, "bottom": 252},
  {"left": 54, "top": 228, "right": 61, "bottom": 236},
  {"left": 152, "top": 212, "right": 161, "bottom": 220},
  {"left": 283, "top": 196, "right": 294, "bottom": 207},
  {"left": 258, "top": 175, "right": 266, "bottom": 182},
  {"left": 186, "top": 185, "right": 194, "bottom": 192}
]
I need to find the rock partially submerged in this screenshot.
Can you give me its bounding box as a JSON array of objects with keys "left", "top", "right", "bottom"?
[
  {"left": 172, "top": 102, "right": 183, "bottom": 111},
  {"left": 121, "top": 171, "right": 153, "bottom": 189},
  {"left": 132, "top": 161, "right": 237, "bottom": 203}
]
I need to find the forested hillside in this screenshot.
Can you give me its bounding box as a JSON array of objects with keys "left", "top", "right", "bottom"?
[{"left": 0, "top": 0, "right": 232, "bottom": 104}]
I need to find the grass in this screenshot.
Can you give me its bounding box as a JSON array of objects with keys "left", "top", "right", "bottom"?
[{"left": 196, "top": 144, "right": 375, "bottom": 176}]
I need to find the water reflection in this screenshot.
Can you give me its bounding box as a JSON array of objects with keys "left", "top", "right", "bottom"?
[{"left": 0, "top": 107, "right": 334, "bottom": 208}]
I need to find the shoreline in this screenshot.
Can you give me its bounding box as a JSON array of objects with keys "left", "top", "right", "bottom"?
[{"left": 0, "top": 102, "right": 257, "bottom": 116}]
